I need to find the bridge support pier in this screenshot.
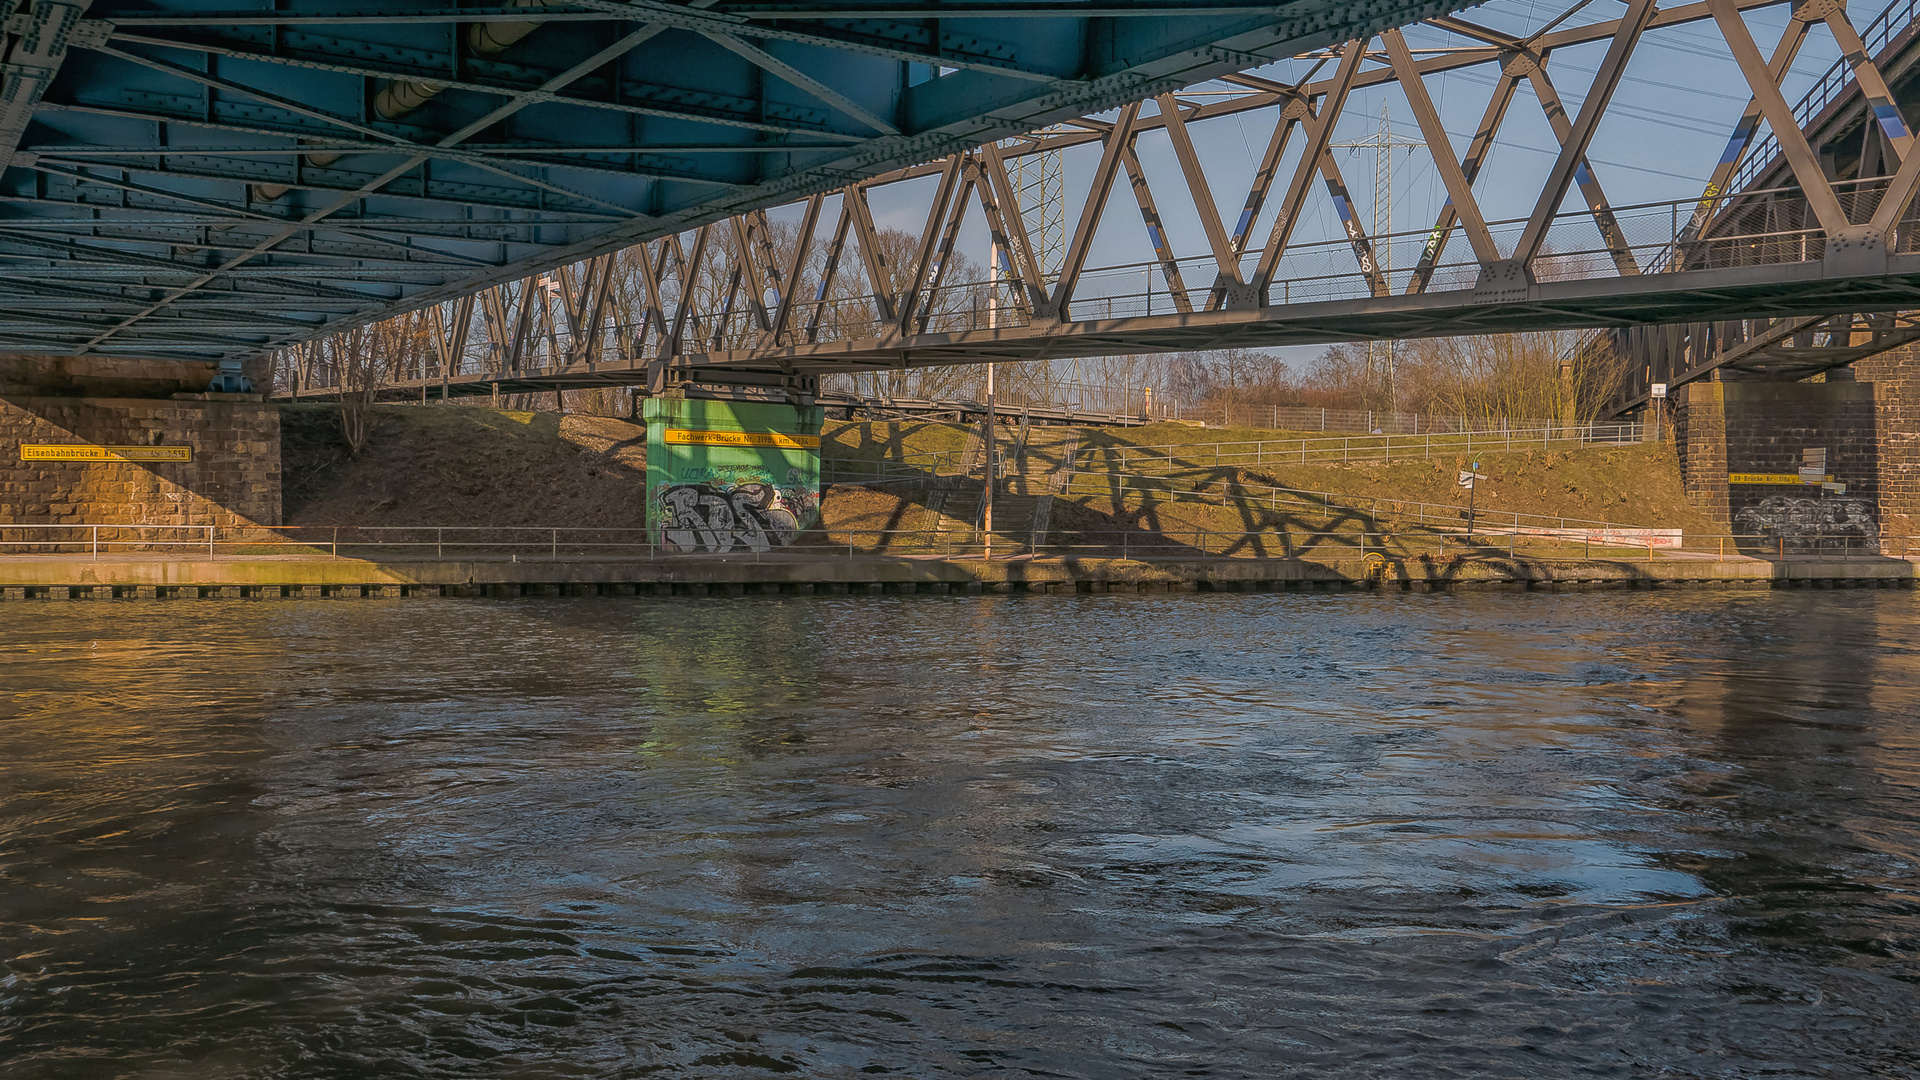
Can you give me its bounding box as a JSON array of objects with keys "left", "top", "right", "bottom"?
[
  {"left": 1, "top": 356, "right": 281, "bottom": 530},
  {"left": 1672, "top": 378, "right": 1880, "bottom": 552},
  {"left": 644, "top": 397, "right": 824, "bottom": 555},
  {"left": 1855, "top": 346, "right": 1920, "bottom": 540}
]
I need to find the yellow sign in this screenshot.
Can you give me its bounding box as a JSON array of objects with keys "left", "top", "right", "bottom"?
[
  {"left": 21, "top": 444, "right": 193, "bottom": 462},
  {"left": 1728, "top": 472, "right": 1830, "bottom": 485},
  {"left": 663, "top": 428, "right": 819, "bottom": 449}
]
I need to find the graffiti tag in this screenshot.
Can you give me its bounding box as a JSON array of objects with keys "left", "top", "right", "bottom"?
[
  {"left": 658, "top": 480, "right": 814, "bottom": 553},
  {"left": 1734, "top": 495, "right": 1879, "bottom": 553}
]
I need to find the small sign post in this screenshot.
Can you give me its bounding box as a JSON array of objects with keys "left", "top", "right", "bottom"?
[{"left": 1459, "top": 461, "right": 1488, "bottom": 540}]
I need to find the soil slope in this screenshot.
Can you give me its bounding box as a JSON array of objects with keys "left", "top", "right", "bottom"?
[{"left": 282, "top": 404, "right": 649, "bottom": 527}]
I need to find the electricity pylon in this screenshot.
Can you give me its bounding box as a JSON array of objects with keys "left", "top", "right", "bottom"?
[{"left": 1332, "top": 102, "right": 1423, "bottom": 415}]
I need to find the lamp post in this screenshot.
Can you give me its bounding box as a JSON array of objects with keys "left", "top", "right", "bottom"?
[{"left": 984, "top": 362, "right": 996, "bottom": 557}]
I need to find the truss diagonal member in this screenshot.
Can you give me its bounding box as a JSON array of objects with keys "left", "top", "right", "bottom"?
[
  {"left": 1313, "top": 148, "right": 1389, "bottom": 299},
  {"left": 731, "top": 215, "right": 773, "bottom": 333},
  {"left": 1405, "top": 69, "right": 1519, "bottom": 294},
  {"left": 1867, "top": 118, "right": 1920, "bottom": 235},
  {"left": 773, "top": 193, "right": 823, "bottom": 345},
  {"left": 979, "top": 138, "right": 1053, "bottom": 320},
  {"left": 667, "top": 225, "right": 712, "bottom": 358},
  {"left": 1431, "top": 17, "right": 1638, "bottom": 276},
  {"left": 1708, "top": 0, "right": 1850, "bottom": 235},
  {"left": 1382, "top": 29, "right": 1498, "bottom": 267},
  {"left": 1822, "top": 6, "right": 1913, "bottom": 164},
  {"left": 1156, "top": 93, "right": 1246, "bottom": 305},
  {"left": 1507, "top": 0, "right": 1655, "bottom": 274},
  {"left": 1678, "top": 12, "right": 1810, "bottom": 261},
  {"left": 749, "top": 210, "right": 788, "bottom": 331},
  {"left": 634, "top": 240, "right": 671, "bottom": 354},
  {"left": 1054, "top": 100, "right": 1140, "bottom": 319},
  {"left": 805, "top": 202, "right": 853, "bottom": 343},
  {"left": 1254, "top": 38, "right": 1364, "bottom": 302},
  {"left": 576, "top": 254, "right": 616, "bottom": 366},
  {"left": 506, "top": 276, "right": 539, "bottom": 373},
  {"left": 1225, "top": 93, "right": 1303, "bottom": 257},
  {"left": 0, "top": 0, "right": 91, "bottom": 176},
  {"left": 1518, "top": 57, "right": 1637, "bottom": 275},
  {"left": 1120, "top": 145, "right": 1196, "bottom": 314},
  {"left": 915, "top": 170, "right": 978, "bottom": 334},
  {"left": 897, "top": 156, "right": 965, "bottom": 335},
  {"left": 844, "top": 183, "right": 898, "bottom": 327},
  {"left": 702, "top": 32, "right": 900, "bottom": 136}
]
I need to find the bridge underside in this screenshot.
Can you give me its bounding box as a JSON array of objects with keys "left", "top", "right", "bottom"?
[{"left": 0, "top": 0, "right": 1469, "bottom": 360}]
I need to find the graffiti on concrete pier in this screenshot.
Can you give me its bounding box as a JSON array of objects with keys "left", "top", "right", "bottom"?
[
  {"left": 657, "top": 475, "right": 817, "bottom": 554},
  {"left": 1734, "top": 495, "right": 1879, "bottom": 553}
]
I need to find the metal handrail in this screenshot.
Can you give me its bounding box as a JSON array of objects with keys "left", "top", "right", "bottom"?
[
  {"left": 819, "top": 455, "right": 1676, "bottom": 538},
  {"left": 0, "top": 522, "right": 1905, "bottom": 564},
  {"left": 829, "top": 421, "right": 1646, "bottom": 478}
]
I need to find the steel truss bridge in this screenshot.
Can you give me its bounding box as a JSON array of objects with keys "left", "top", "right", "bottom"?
[
  {"left": 0, "top": 0, "right": 1476, "bottom": 361},
  {"left": 275, "top": 0, "right": 1920, "bottom": 407}
]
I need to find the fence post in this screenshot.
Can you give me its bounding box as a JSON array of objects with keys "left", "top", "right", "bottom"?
[
  {"left": 437, "top": 528, "right": 444, "bottom": 558},
  {"left": 209, "top": 525, "right": 216, "bottom": 559},
  {"left": 92, "top": 525, "right": 98, "bottom": 562},
  {"left": 551, "top": 528, "right": 558, "bottom": 560},
  {"left": 333, "top": 526, "right": 339, "bottom": 559}
]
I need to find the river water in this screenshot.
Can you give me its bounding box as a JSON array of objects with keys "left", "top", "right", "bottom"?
[{"left": 1, "top": 591, "right": 1916, "bottom": 1078}]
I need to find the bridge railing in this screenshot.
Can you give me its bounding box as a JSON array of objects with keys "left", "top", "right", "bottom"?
[
  {"left": 825, "top": 421, "right": 1645, "bottom": 480},
  {"left": 0, "top": 522, "right": 1902, "bottom": 563}
]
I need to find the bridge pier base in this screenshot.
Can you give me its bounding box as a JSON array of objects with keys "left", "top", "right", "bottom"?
[{"left": 644, "top": 397, "right": 824, "bottom": 554}]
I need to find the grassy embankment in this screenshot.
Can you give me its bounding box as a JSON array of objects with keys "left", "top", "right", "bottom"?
[{"left": 279, "top": 407, "right": 1710, "bottom": 557}]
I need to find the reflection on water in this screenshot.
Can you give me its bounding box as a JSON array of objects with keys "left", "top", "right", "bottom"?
[{"left": 1, "top": 592, "right": 1917, "bottom": 1077}]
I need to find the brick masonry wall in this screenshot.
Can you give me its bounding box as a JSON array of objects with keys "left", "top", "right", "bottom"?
[
  {"left": 1855, "top": 346, "right": 1920, "bottom": 539},
  {"left": 1673, "top": 378, "right": 1881, "bottom": 544},
  {"left": 0, "top": 395, "right": 281, "bottom": 528},
  {"left": 1672, "top": 382, "right": 1730, "bottom": 527}
]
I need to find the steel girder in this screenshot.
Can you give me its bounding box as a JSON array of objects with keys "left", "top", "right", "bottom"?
[{"left": 0, "top": 0, "right": 1479, "bottom": 359}]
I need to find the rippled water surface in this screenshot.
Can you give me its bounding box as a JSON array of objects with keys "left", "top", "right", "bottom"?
[{"left": 2, "top": 591, "right": 1918, "bottom": 1078}]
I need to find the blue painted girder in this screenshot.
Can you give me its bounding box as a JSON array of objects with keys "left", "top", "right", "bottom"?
[{"left": 0, "top": 0, "right": 1474, "bottom": 360}]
